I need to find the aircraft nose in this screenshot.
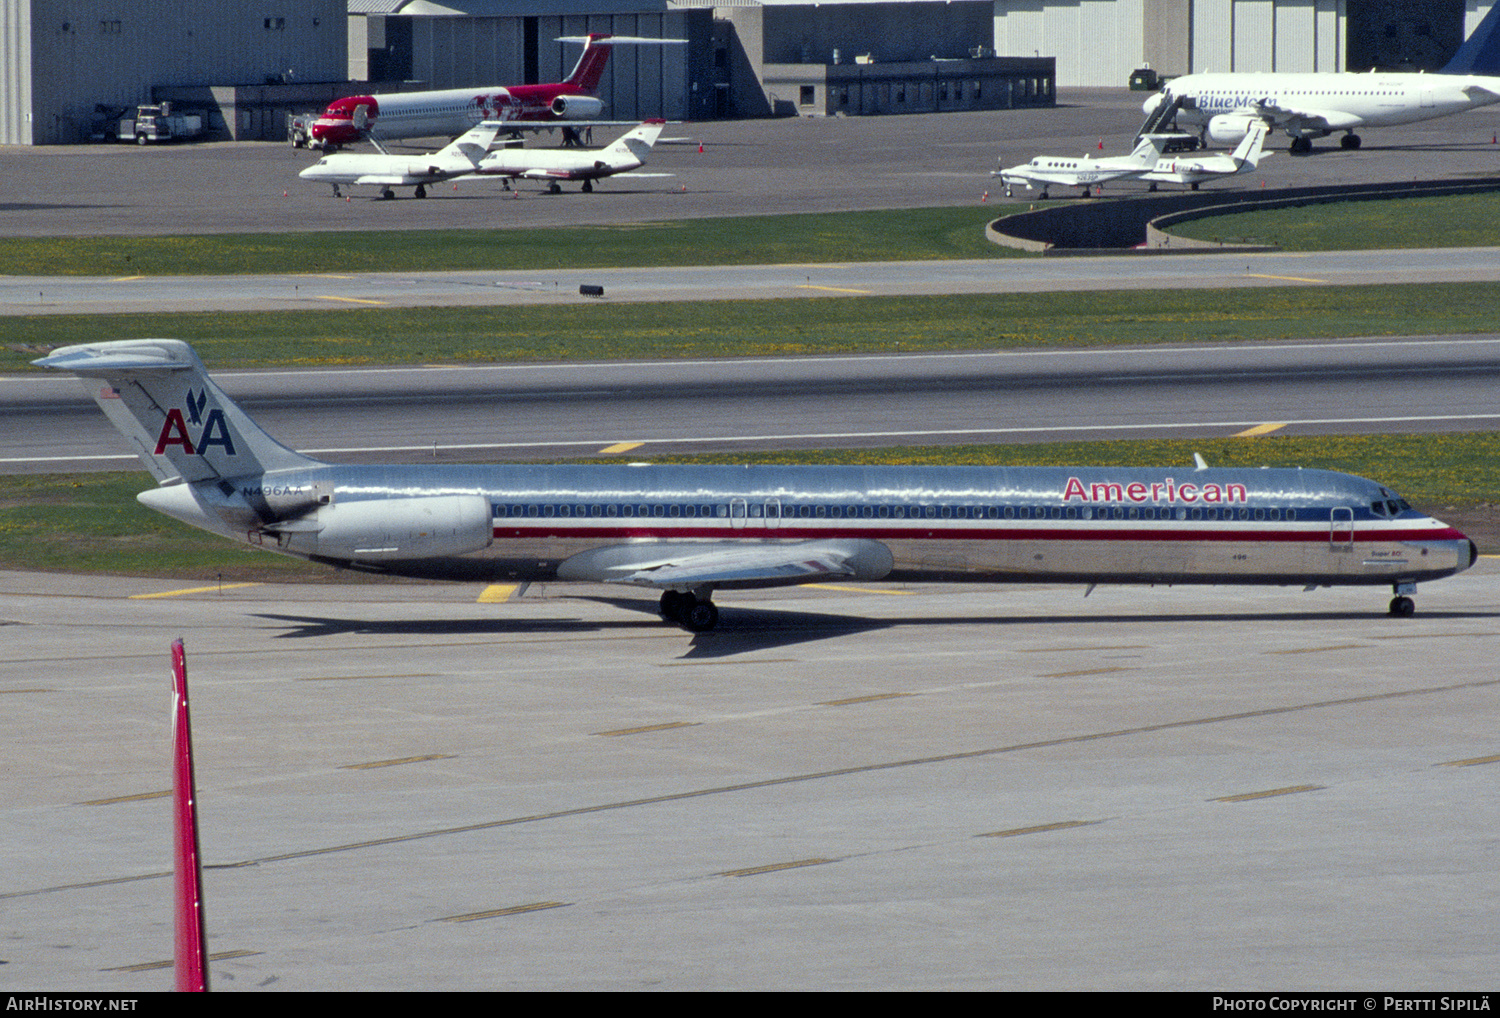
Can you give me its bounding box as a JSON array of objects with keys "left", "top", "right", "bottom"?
[{"left": 1142, "top": 91, "right": 1166, "bottom": 115}]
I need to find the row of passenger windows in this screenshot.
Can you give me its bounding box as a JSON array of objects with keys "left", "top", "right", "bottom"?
[{"left": 492, "top": 502, "right": 1309, "bottom": 522}]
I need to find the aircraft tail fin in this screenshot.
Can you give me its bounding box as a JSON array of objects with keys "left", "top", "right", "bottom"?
[
  {"left": 1128, "top": 134, "right": 1166, "bottom": 166},
  {"left": 555, "top": 34, "right": 688, "bottom": 93},
  {"left": 559, "top": 34, "right": 615, "bottom": 93},
  {"left": 1231, "top": 120, "right": 1270, "bottom": 169},
  {"left": 1442, "top": 3, "right": 1500, "bottom": 75},
  {"left": 33, "top": 339, "right": 321, "bottom": 484},
  {"left": 603, "top": 120, "right": 666, "bottom": 163},
  {"left": 441, "top": 121, "right": 502, "bottom": 166}
]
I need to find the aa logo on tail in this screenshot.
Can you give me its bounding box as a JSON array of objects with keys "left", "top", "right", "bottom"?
[{"left": 155, "top": 388, "right": 238, "bottom": 457}]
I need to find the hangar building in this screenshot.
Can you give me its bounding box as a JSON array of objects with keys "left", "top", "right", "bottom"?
[{"left": 1, "top": 0, "right": 1496, "bottom": 144}]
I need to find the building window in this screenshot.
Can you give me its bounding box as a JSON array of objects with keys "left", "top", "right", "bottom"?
[{"left": 799, "top": 85, "right": 815, "bottom": 106}]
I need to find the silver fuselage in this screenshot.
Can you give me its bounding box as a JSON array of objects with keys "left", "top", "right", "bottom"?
[{"left": 172, "top": 461, "right": 1476, "bottom": 589}]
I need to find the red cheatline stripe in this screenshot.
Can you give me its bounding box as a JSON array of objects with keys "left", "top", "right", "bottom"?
[{"left": 489, "top": 524, "right": 1467, "bottom": 544}]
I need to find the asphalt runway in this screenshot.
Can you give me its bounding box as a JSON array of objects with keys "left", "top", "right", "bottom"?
[
  {"left": 6, "top": 336, "right": 1500, "bottom": 472},
  {"left": 3, "top": 563, "right": 1498, "bottom": 991}
]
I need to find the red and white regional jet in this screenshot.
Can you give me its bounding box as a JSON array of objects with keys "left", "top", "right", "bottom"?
[{"left": 309, "top": 34, "right": 680, "bottom": 149}]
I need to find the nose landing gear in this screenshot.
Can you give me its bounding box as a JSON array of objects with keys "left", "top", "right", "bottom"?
[{"left": 1388, "top": 582, "right": 1417, "bottom": 617}]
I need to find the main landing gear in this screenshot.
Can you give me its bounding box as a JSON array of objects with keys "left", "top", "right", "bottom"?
[{"left": 659, "top": 589, "right": 719, "bottom": 632}]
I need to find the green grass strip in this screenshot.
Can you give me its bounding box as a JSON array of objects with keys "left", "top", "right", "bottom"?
[
  {"left": 4, "top": 433, "right": 1493, "bottom": 580},
  {"left": 1167, "top": 190, "right": 1500, "bottom": 250},
  {"left": 8, "top": 281, "right": 1500, "bottom": 372},
  {"left": 0, "top": 208, "right": 1011, "bottom": 277}
]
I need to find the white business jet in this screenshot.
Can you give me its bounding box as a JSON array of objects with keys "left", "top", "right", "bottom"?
[{"left": 299, "top": 121, "right": 501, "bottom": 199}]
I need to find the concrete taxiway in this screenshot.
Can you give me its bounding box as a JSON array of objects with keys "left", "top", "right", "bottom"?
[
  {"left": 2, "top": 563, "right": 1498, "bottom": 990},
  {"left": 8, "top": 246, "right": 1500, "bottom": 316}
]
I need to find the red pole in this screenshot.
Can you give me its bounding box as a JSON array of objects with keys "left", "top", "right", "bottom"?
[{"left": 171, "top": 639, "right": 209, "bottom": 992}]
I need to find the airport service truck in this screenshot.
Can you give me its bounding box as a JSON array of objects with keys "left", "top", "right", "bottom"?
[{"left": 112, "top": 104, "right": 204, "bottom": 144}]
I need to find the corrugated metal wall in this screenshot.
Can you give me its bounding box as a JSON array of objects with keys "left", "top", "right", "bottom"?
[
  {"left": 1193, "top": 0, "right": 1346, "bottom": 73},
  {"left": 994, "top": 0, "right": 1373, "bottom": 84},
  {"left": 994, "top": 0, "right": 1144, "bottom": 87},
  {"left": 3, "top": 0, "right": 347, "bottom": 145},
  {"left": 405, "top": 10, "right": 699, "bottom": 121}
]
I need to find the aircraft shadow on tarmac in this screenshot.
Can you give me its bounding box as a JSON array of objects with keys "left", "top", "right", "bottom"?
[{"left": 252, "top": 600, "right": 1500, "bottom": 659}]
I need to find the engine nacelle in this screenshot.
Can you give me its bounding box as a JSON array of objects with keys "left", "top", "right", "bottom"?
[
  {"left": 1206, "top": 114, "right": 1262, "bottom": 146},
  {"left": 549, "top": 94, "right": 605, "bottom": 119},
  {"left": 274, "top": 494, "right": 493, "bottom": 562}
]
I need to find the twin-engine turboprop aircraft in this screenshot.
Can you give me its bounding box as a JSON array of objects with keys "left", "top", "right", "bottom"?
[
  {"left": 35, "top": 340, "right": 1477, "bottom": 631},
  {"left": 997, "top": 120, "right": 1271, "bottom": 197}
]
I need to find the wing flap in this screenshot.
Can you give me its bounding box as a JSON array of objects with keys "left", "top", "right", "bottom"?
[
  {"left": 608, "top": 546, "right": 858, "bottom": 588},
  {"left": 557, "top": 538, "right": 894, "bottom": 590}
]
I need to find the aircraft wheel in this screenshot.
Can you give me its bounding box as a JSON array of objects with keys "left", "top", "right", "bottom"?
[
  {"left": 582, "top": 179, "right": 593, "bottom": 193},
  {"left": 1341, "top": 133, "right": 1361, "bottom": 150},
  {"left": 548, "top": 182, "right": 562, "bottom": 195},
  {"left": 1290, "top": 137, "right": 1312, "bottom": 155},
  {"left": 684, "top": 600, "right": 719, "bottom": 633},
  {"left": 1190, "top": 182, "right": 1200, "bottom": 191},
  {"left": 415, "top": 184, "right": 427, "bottom": 199},
  {"left": 1039, "top": 190, "right": 1049, "bottom": 200},
  {"left": 1004, "top": 187, "right": 1013, "bottom": 198},
  {"left": 1080, "top": 187, "right": 1091, "bottom": 198},
  {"left": 380, "top": 188, "right": 395, "bottom": 200},
  {"left": 659, "top": 590, "right": 689, "bottom": 622},
  {"left": 1388, "top": 595, "right": 1416, "bottom": 617}
]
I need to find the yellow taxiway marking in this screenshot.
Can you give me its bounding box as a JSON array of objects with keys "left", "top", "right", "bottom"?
[
  {"left": 720, "top": 858, "right": 837, "bottom": 878},
  {"left": 110, "top": 275, "right": 146, "bottom": 282},
  {"left": 1264, "top": 644, "right": 1364, "bottom": 655},
  {"left": 80, "top": 790, "right": 170, "bottom": 806},
  {"left": 1234, "top": 422, "right": 1288, "bottom": 437},
  {"left": 316, "top": 294, "right": 388, "bottom": 305},
  {"left": 1212, "top": 784, "right": 1325, "bottom": 803},
  {"left": 599, "top": 441, "right": 644, "bottom": 454},
  {"left": 342, "top": 754, "right": 455, "bottom": 771},
  {"left": 819, "top": 692, "right": 913, "bottom": 707},
  {"left": 296, "top": 673, "right": 439, "bottom": 682},
  {"left": 1245, "top": 272, "right": 1328, "bottom": 284},
  {"left": 477, "top": 583, "right": 519, "bottom": 603},
  {"left": 130, "top": 582, "right": 262, "bottom": 599},
  {"left": 1038, "top": 666, "right": 1132, "bottom": 678},
  {"left": 796, "top": 284, "right": 872, "bottom": 294},
  {"left": 439, "top": 902, "right": 571, "bottom": 922},
  {"left": 594, "top": 721, "right": 700, "bottom": 737},
  {"left": 979, "top": 819, "right": 1103, "bottom": 838},
  {"left": 1439, "top": 753, "right": 1500, "bottom": 768},
  {"left": 803, "top": 583, "right": 915, "bottom": 595},
  {"left": 108, "top": 950, "right": 261, "bottom": 973}
]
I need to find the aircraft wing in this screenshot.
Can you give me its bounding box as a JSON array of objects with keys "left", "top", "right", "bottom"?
[
  {"left": 601, "top": 542, "right": 866, "bottom": 589},
  {"left": 352, "top": 173, "right": 421, "bottom": 185},
  {"left": 1251, "top": 100, "right": 1363, "bottom": 132}
]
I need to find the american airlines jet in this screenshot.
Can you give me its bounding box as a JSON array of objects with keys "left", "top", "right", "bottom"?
[
  {"left": 309, "top": 34, "right": 681, "bottom": 149},
  {"left": 35, "top": 340, "right": 1476, "bottom": 631},
  {"left": 1142, "top": 3, "right": 1500, "bottom": 152}
]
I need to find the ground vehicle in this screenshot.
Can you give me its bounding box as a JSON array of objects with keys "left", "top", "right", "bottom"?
[{"left": 109, "top": 103, "right": 204, "bottom": 144}]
